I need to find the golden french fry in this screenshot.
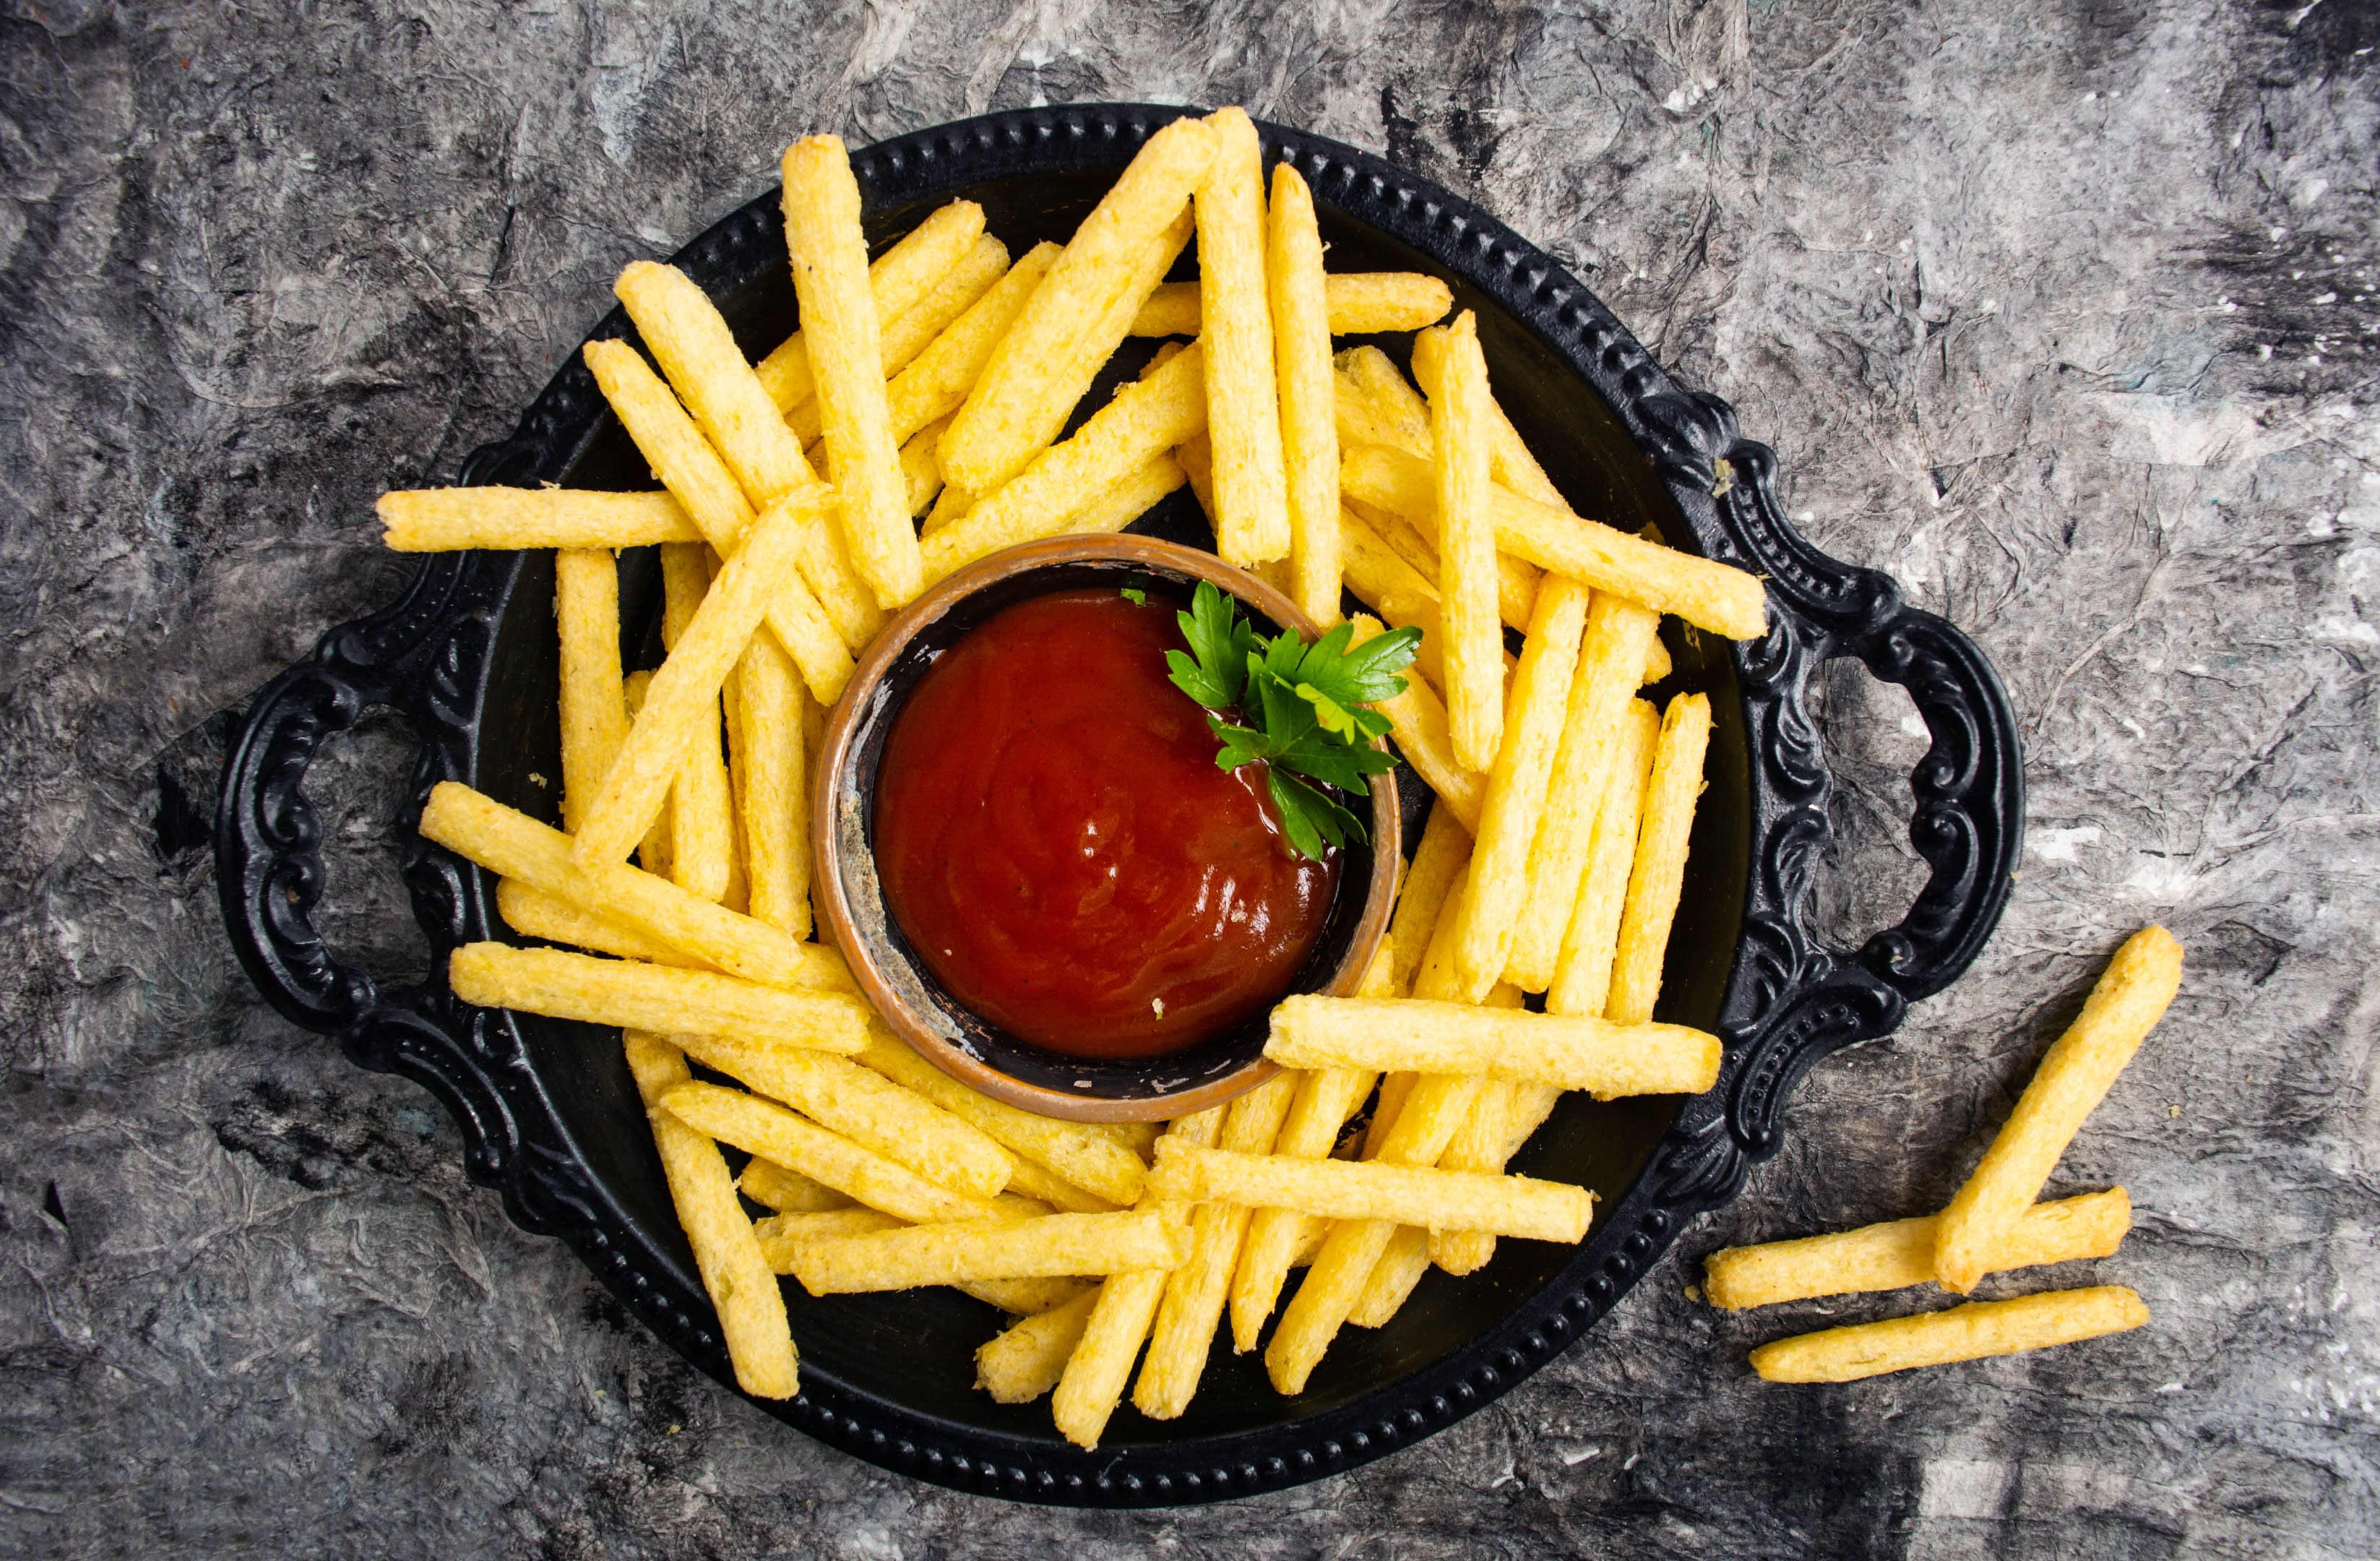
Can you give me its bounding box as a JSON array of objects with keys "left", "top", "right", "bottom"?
[
  {"left": 1448, "top": 577, "right": 1592, "bottom": 999},
  {"left": 448, "top": 942, "right": 868, "bottom": 1053},
  {"left": 1605, "top": 692, "right": 1713, "bottom": 1024},
  {"left": 1705, "top": 1189, "right": 2132, "bottom": 1311},
  {"left": 1340, "top": 510, "right": 1438, "bottom": 621},
  {"left": 1267, "top": 162, "right": 1342, "bottom": 624},
  {"left": 1229, "top": 1061, "right": 1376, "bottom": 1354},
  {"left": 1350, "top": 614, "right": 1485, "bottom": 832},
  {"left": 1176, "top": 431, "right": 1217, "bottom": 522},
  {"left": 1934, "top": 928, "right": 2183, "bottom": 1292},
  {"left": 1751, "top": 1286, "right": 2150, "bottom": 1383},
  {"left": 783, "top": 136, "right": 920, "bottom": 609},
  {"left": 791, "top": 241, "right": 1012, "bottom": 450},
  {"left": 940, "top": 115, "right": 1217, "bottom": 494},
  {"left": 1197, "top": 108, "right": 1290, "bottom": 565},
  {"left": 789, "top": 1210, "right": 1187, "bottom": 1295},
  {"left": 569, "top": 494, "right": 823, "bottom": 873},
  {"left": 1348, "top": 1224, "right": 1433, "bottom": 1326},
  {"left": 623, "top": 671, "right": 673, "bottom": 877},
  {"left": 581, "top": 339, "right": 853, "bottom": 703},
  {"left": 756, "top": 199, "right": 986, "bottom": 410},
  {"left": 941, "top": 450, "right": 1186, "bottom": 556},
  {"left": 754, "top": 1205, "right": 906, "bottom": 1269},
  {"left": 420, "top": 782, "right": 848, "bottom": 993},
  {"left": 1268, "top": 994, "right": 1720, "bottom": 1098},
  {"left": 379, "top": 488, "right": 704, "bottom": 551},
  {"left": 653, "top": 545, "right": 736, "bottom": 903},
  {"left": 978, "top": 1288, "right": 1100, "bottom": 1403},
  {"left": 553, "top": 549, "right": 628, "bottom": 838},
  {"left": 1428, "top": 314, "right": 1504, "bottom": 770},
  {"left": 895, "top": 413, "right": 947, "bottom": 517},
  {"left": 1545, "top": 699, "right": 1660, "bottom": 1018},
  {"left": 1003, "top": 1156, "right": 1118, "bottom": 1213},
  {"left": 1505, "top": 595, "right": 1663, "bottom": 992},
  {"left": 1147, "top": 1140, "right": 1591, "bottom": 1242},
  {"left": 670, "top": 1030, "right": 1012, "bottom": 1200},
  {"left": 1095, "top": 1119, "right": 1163, "bottom": 1159},
  {"left": 961, "top": 1276, "right": 1095, "bottom": 1316},
  {"left": 852, "top": 1036, "right": 1148, "bottom": 1205},
  {"left": 1133, "top": 272, "right": 1454, "bottom": 337},
  {"left": 622, "top": 1033, "right": 798, "bottom": 1397},
  {"left": 886, "top": 242, "right": 1061, "bottom": 446},
  {"left": 1332, "top": 345, "right": 1433, "bottom": 455},
  {"left": 732, "top": 632, "right": 809, "bottom": 937},
  {"left": 1267, "top": 1216, "right": 1394, "bottom": 1392},
  {"left": 922, "top": 344, "right": 1206, "bottom": 582},
  {"left": 1427, "top": 1080, "right": 1519, "bottom": 1276},
  {"left": 662, "top": 1080, "right": 1008, "bottom": 1226},
  {"left": 1388, "top": 806, "right": 1472, "bottom": 997},
  {"left": 1409, "top": 322, "right": 1563, "bottom": 509},
  {"left": 738, "top": 1156, "right": 850, "bottom": 1213},
  {"left": 495, "top": 880, "right": 696, "bottom": 967}
]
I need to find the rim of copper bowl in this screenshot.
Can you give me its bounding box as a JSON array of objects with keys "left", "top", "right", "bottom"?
[{"left": 811, "top": 533, "right": 1400, "bottom": 1124}]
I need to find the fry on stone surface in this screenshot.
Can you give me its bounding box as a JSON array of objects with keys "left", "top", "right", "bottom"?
[
  {"left": 379, "top": 488, "right": 703, "bottom": 551},
  {"left": 1749, "top": 1286, "right": 2150, "bottom": 1383},
  {"left": 1704, "top": 1189, "right": 2132, "bottom": 1310}
]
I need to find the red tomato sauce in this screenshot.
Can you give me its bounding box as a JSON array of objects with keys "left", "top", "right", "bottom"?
[{"left": 872, "top": 588, "right": 1340, "bottom": 1059}]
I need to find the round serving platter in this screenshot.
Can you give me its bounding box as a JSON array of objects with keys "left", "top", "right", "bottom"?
[{"left": 215, "top": 103, "right": 2023, "bottom": 1507}]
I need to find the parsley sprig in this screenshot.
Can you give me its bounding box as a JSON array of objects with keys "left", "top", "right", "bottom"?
[{"left": 1160, "top": 581, "right": 1421, "bottom": 861}]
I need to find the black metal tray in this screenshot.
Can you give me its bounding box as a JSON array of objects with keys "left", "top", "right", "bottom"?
[{"left": 212, "top": 104, "right": 2022, "bottom": 1507}]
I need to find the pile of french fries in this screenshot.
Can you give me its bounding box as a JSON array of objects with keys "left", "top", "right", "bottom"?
[
  {"left": 379, "top": 108, "right": 1767, "bottom": 1445},
  {"left": 1704, "top": 926, "right": 2180, "bottom": 1381}
]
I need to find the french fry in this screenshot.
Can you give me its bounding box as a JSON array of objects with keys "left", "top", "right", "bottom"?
[
  {"left": 754, "top": 1205, "right": 905, "bottom": 1268},
  {"left": 1150, "top": 1140, "right": 1589, "bottom": 1242},
  {"left": 379, "top": 488, "right": 704, "bottom": 551},
  {"left": 1388, "top": 807, "right": 1472, "bottom": 997},
  {"left": 789, "top": 1210, "right": 1188, "bottom": 1296},
  {"left": 783, "top": 135, "right": 920, "bottom": 609},
  {"left": 852, "top": 1036, "right": 1149, "bottom": 1206},
  {"left": 420, "top": 782, "right": 848, "bottom": 993},
  {"left": 1341, "top": 511, "right": 1438, "bottom": 619},
  {"left": 1505, "top": 595, "right": 1663, "bottom": 992},
  {"left": 1545, "top": 699, "right": 1660, "bottom": 1018},
  {"left": 1341, "top": 443, "right": 1769, "bottom": 640},
  {"left": 623, "top": 671, "right": 673, "bottom": 877},
  {"left": 738, "top": 1156, "right": 851, "bottom": 1213},
  {"left": 1427, "top": 1080, "right": 1520, "bottom": 1276},
  {"left": 793, "top": 241, "right": 1013, "bottom": 450},
  {"left": 1267, "top": 994, "right": 1720, "bottom": 1098},
  {"left": 921, "top": 343, "right": 1206, "bottom": 582},
  {"left": 755, "top": 199, "right": 986, "bottom": 411},
  {"left": 1347, "top": 1225, "right": 1434, "bottom": 1326},
  {"left": 448, "top": 942, "right": 868, "bottom": 1054},
  {"left": 732, "top": 631, "right": 809, "bottom": 937},
  {"left": 894, "top": 413, "right": 947, "bottom": 517},
  {"left": 1448, "top": 577, "right": 1592, "bottom": 999},
  {"left": 1195, "top": 107, "right": 1290, "bottom": 565},
  {"left": 496, "top": 880, "right": 696, "bottom": 967},
  {"left": 1133, "top": 272, "right": 1454, "bottom": 337},
  {"left": 940, "top": 115, "right": 1216, "bottom": 494},
  {"left": 978, "top": 1289, "right": 1100, "bottom": 1403},
  {"left": 1934, "top": 927, "right": 2183, "bottom": 1292},
  {"left": 668, "top": 1030, "right": 1012, "bottom": 1200},
  {"left": 622, "top": 1033, "right": 798, "bottom": 1398},
  {"left": 1332, "top": 344, "right": 1433, "bottom": 455},
  {"left": 1750, "top": 1286, "right": 2151, "bottom": 1383},
  {"left": 1096, "top": 1119, "right": 1163, "bottom": 1159},
  {"left": 661, "top": 1080, "right": 1009, "bottom": 1226},
  {"left": 582, "top": 339, "right": 853, "bottom": 702},
  {"left": 652, "top": 545, "right": 736, "bottom": 902},
  {"left": 1428, "top": 314, "right": 1504, "bottom": 770},
  {"left": 1003, "top": 1156, "right": 1118, "bottom": 1214},
  {"left": 960, "top": 1276, "right": 1095, "bottom": 1316},
  {"left": 1350, "top": 614, "right": 1485, "bottom": 832},
  {"left": 886, "top": 242, "right": 1061, "bottom": 446},
  {"left": 1705, "top": 1189, "right": 2133, "bottom": 1310},
  {"left": 1267, "top": 162, "right": 1342, "bottom": 624},
  {"left": 553, "top": 549, "right": 628, "bottom": 838},
  {"left": 1409, "top": 322, "right": 1564, "bottom": 508},
  {"left": 1605, "top": 692, "right": 1713, "bottom": 1024}
]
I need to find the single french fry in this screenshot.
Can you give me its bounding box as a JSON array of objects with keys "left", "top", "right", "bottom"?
[
  {"left": 1267, "top": 162, "right": 1342, "bottom": 623},
  {"left": 1506, "top": 596, "right": 1664, "bottom": 992},
  {"left": 1341, "top": 510, "right": 1439, "bottom": 620},
  {"left": 449, "top": 942, "right": 867, "bottom": 1053},
  {"left": 652, "top": 545, "right": 736, "bottom": 902},
  {"left": 669, "top": 1030, "right": 1012, "bottom": 1200},
  {"left": 1428, "top": 314, "right": 1504, "bottom": 770},
  {"left": 941, "top": 116, "right": 1217, "bottom": 494},
  {"left": 1706, "top": 1189, "right": 2132, "bottom": 1311},
  {"left": 978, "top": 1288, "right": 1100, "bottom": 1404},
  {"left": 1196, "top": 107, "right": 1290, "bottom": 565},
  {"left": 622, "top": 1033, "right": 797, "bottom": 1397},
  {"left": 923, "top": 343, "right": 1207, "bottom": 582},
  {"left": 1347, "top": 1225, "right": 1433, "bottom": 1327},
  {"left": 886, "top": 242, "right": 1061, "bottom": 446},
  {"left": 1268, "top": 994, "right": 1720, "bottom": 1098},
  {"left": 379, "top": 488, "right": 703, "bottom": 551},
  {"left": 782, "top": 137, "right": 920, "bottom": 609},
  {"left": 791, "top": 241, "right": 1013, "bottom": 450},
  {"left": 1004, "top": 1156, "right": 1118, "bottom": 1214},
  {"left": 731, "top": 631, "right": 809, "bottom": 937},
  {"left": 1427, "top": 1080, "right": 1520, "bottom": 1276},
  {"left": 1350, "top": 614, "right": 1486, "bottom": 832},
  {"left": 1148, "top": 1140, "right": 1590, "bottom": 1242},
  {"left": 891, "top": 414, "right": 944, "bottom": 518},
  {"left": 553, "top": 549, "right": 628, "bottom": 838},
  {"left": 738, "top": 1156, "right": 851, "bottom": 1213},
  {"left": 961, "top": 1276, "right": 1095, "bottom": 1316},
  {"left": 853, "top": 1036, "right": 1148, "bottom": 1205},
  {"left": 790, "top": 1210, "right": 1186, "bottom": 1296},
  {"left": 622, "top": 671, "right": 673, "bottom": 877},
  {"left": 1545, "top": 699, "right": 1661, "bottom": 1018},
  {"left": 582, "top": 340, "right": 853, "bottom": 702},
  {"left": 662, "top": 1080, "right": 1006, "bottom": 1226},
  {"left": 1605, "top": 692, "right": 1714, "bottom": 1024},
  {"left": 1388, "top": 807, "right": 1473, "bottom": 997},
  {"left": 1449, "top": 577, "right": 1592, "bottom": 999},
  {"left": 1934, "top": 928, "right": 2183, "bottom": 1293},
  {"left": 1133, "top": 272, "right": 1454, "bottom": 337},
  {"left": 496, "top": 880, "right": 694, "bottom": 966},
  {"left": 1408, "top": 323, "right": 1563, "bottom": 509},
  {"left": 1332, "top": 345, "right": 1433, "bottom": 455},
  {"left": 1751, "top": 1286, "right": 2150, "bottom": 1383},
  {"left": 756, "top": 198, "right": 986, "bottom": 411},
  {"left": 754, "top": 1206, "right": 905, "bottom": 1269}
]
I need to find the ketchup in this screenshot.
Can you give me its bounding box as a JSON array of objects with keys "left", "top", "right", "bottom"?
[{"left": 872, "top": 588, "right": 1340, "bottom": 1059}]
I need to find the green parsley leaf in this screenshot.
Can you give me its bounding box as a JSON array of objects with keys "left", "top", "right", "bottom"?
[
  {"left": 1120, "top": 587, "right": 1146, "bottom": 606},
  {"left": 1168, "top": 581, "right": 1251, "bottom": 710}
]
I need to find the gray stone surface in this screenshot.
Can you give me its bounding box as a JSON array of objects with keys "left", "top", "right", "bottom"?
[{"left": 2, "top": 0, "right": 2375, "bottom": 1554}]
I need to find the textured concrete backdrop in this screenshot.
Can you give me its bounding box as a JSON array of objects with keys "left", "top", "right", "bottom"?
[{"left": 3, "top": 1, "right": 2376, "bottom": 1556}]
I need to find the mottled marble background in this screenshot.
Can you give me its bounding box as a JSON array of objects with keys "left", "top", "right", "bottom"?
[{"left": 2, "top": 0, "right": 2375, "bottom": 1555}]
